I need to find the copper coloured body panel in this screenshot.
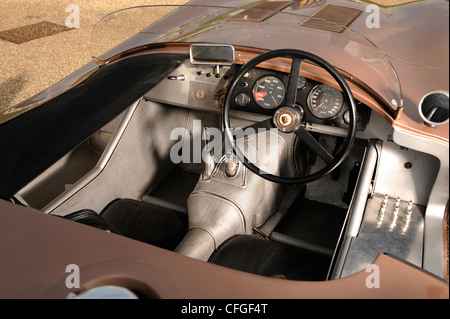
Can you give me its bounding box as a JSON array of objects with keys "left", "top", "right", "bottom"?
[{"left": 0, "top": 200, "right": 447, "bottom": 299}]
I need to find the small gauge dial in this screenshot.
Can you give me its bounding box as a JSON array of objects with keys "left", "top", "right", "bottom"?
[
  {"left": 235, "top": 93, "right": 251, "bottom": 107},
  {"left": 297, "top": 76, "right": 307, "bottom": 90},
  {"left": 253, "top": 75, "right": 285, "bottom": 110},
  {"left": 307, "top": 84, "right": 344, "bottom": 119},
  {"left": 343, "top": 109, "right": 361, "bottom": 124}
]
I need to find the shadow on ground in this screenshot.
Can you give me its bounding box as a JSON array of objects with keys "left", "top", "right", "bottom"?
[{"left": 0, "top": 73, "right": 28, "bottom": 111}]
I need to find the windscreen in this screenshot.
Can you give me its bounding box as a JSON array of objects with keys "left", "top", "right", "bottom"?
[{"left": 89, "top": 3, "right": 402, "bottom": 111}]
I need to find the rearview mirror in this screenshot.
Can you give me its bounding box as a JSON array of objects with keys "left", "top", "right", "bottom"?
[{"left": 189, "top": 44, "right": 235, "bottom": 66}]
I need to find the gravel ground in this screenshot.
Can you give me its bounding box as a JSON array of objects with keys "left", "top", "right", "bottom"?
[{"left": 0, "top": 0, "right": 188, "bottom": 111}]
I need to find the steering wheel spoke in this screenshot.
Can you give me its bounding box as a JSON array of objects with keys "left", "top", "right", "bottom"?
[
  {"left": 284, "top": 57, "right": 303, "bottom": 108},
  {"left": 294, "top": 126, "right": 334, "bottom": 165}
]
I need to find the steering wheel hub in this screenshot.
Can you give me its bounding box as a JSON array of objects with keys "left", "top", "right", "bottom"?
[{"left": 273, "top": 107, "right": 303, "bottom": 133}]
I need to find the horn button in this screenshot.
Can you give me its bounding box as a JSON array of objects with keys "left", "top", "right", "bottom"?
[{"left": 273, "top": 107, "right": 303, "bottom": 133}]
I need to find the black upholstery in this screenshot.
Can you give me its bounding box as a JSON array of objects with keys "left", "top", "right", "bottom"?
[
  {"left": 64, "top": 209, "right": 121, "bottom": 234},
  {"left": 64, "top": 199, "right": 188, "bottom": 251},
  {"left": 100, "top": 199, "right": 188, "bottom": 250},
  {"left": 208, "top": 235, "right": 331, "bottom": 281}
]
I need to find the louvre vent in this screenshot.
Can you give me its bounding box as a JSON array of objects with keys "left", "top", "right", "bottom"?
[
  {"left": 300, "top": 4, "right": 363, "bottom": 33},
  {"left": 227, "top": 1, "right": 295, "bottom": 22}
]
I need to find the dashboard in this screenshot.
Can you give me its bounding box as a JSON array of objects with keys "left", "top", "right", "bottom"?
[
  {"left": 145, "top": 60, "right": 371, "bottom": 131},
  {"left": 229, "top": 66, "right": 371, "bottom": 131}
]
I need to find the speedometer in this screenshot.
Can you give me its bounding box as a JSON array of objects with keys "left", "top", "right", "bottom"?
[
  {"left": 307, "top": 84, "right": 343, "bottom": 119},
  {"left": 253, "top": 75, "right": 285, "bottom": 110}
]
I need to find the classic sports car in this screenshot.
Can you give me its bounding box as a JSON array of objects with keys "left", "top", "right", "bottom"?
[{"left": 0, "top": 0, "right": 448, "bottom": 300}]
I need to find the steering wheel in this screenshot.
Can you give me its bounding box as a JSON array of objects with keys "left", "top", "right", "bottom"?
[{"left": 223, "top": 49, "right": 357, "bottom": 184}]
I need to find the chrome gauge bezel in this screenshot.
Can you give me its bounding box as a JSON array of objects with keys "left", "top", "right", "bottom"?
[
  {"left": 252, "top": 75, "right": 286, "bottom": 110},
  {"left": 297, "top": 76, "right": 307, "bottom": 90},
  {"left": 307, "top": 84, "right": 344, "bottom": 119}
]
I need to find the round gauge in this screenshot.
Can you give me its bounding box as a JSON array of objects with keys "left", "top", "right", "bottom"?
[
  {"left": 297, "top": 76, "right": 307, "bottom": 90},
  {"left": 343, "top": 109, "right": 361, "bottom": 124},
  {"left": 253, "top": 75, "right": 285, "bottom": 110},
  {"left": 235, "top": 93, "right": 251, "bottom": 107},
  {"left": 307, "top": 84, "right": 344, "bottom": 119}
]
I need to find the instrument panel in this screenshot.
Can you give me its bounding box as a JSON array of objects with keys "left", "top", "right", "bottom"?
[
  {"left": 146, "top": 61, "right": 371, "bottom": 131},
  {"left": 228, "top": 67, "right": 371, "bottom": 130}
]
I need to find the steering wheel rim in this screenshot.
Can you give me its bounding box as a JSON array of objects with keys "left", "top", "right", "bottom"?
[{"left": 223, "top": 49, "right": 357, "bottom": 184}]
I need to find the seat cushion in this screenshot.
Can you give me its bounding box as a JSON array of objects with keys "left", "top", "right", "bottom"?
[
  {"left": 208, "top": 235, "right": 331, "bottom": 281},
  {"left": 100, "top": 199, "right": 188, "bottom": 251}
]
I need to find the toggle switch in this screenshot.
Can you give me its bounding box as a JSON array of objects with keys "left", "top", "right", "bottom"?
[
  {"left": 377, "top": 194, "right": 389, "bottom": 226},
  {"left": 404, "top": 200, "right": 413, "bottom": 222},
  {"left": 390, "top": 197, "right": 401, "bottom": 231}
]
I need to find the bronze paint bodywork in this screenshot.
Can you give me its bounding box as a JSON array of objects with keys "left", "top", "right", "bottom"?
[
  {"left": 0, "top": 200, "right": 447, "bottom": 299},
  {"left": 0, "top": 0, "right": 448, "bottom": 298}
]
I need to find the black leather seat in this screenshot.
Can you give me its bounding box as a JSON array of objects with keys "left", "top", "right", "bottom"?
[
  {"left": 208, "top": 235, "right": 331, "bottom": 281},
  {"left": 62, "top": 209, "right": 121, "bottom": 234},
  {"left": 63, "top": 198, "right": 188, "bottom": 251}
]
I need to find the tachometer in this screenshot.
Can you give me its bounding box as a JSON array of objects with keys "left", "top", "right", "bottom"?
[
  {"left": 307, "top": 84, "right": 343, "bottom": 119},
  {"left": 253, "top": 75, "right": 285, "bottom": 110}
]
